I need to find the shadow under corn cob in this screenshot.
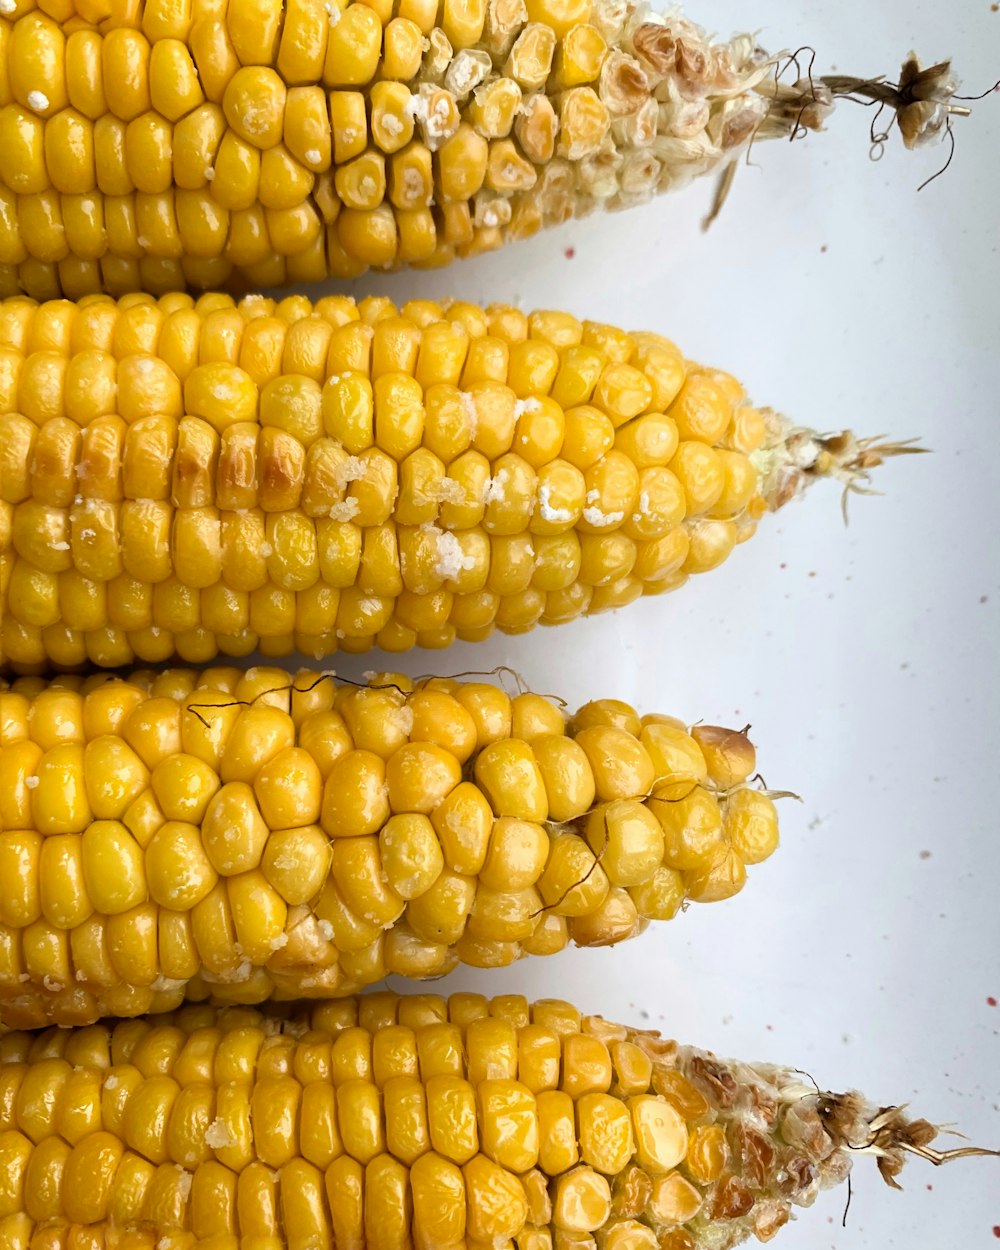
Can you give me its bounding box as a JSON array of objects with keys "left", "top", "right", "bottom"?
[
  {"left": 0, "top": 0, "right": 967, "bottom": 297},
  {"left": 0, "top": 665, "right": 784, "bottom": 1028},
  {"left": 0, "top": 293, "right": 921, "bottom": 670},
  {"left": 0, "top": 993, "right": 994, "bottom": 1248}
]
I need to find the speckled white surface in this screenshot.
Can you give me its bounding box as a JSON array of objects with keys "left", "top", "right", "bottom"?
[{"left": 268, "top": 1, "right": 999, "bottom": 1244}]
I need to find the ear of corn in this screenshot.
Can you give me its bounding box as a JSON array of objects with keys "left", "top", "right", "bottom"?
[
  {"left": 0, "top": 993, "right": 992, "bottom": 1250},
  {"left": 0, "top": 0, "right": 963, "bottom": 298},
  {"left": 0, "top": 292, "right": 916, "bottom": 670},
  {"left": 0, "top": 665, "right": 781, "bottom": 1028}
]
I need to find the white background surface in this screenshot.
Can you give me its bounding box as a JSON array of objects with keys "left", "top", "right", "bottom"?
[{"left": 287, "top": 2, "right": 1000, "bottom": 1245}]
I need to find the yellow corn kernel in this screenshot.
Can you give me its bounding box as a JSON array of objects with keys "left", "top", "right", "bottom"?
[{"left": 324, "top": 4, "right": 382, "bottom": 85}]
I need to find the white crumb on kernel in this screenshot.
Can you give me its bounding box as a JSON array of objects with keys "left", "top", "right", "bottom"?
[
  {"left": 332, "top": 455, "right": 367, "bottom": 489},
  {"left": 175, "top": 1169, "right": 193, "bottom": 1200},
  {"left": 536, "top": 484, "right": 573, "bottom": 523},
  {"left": 482, "top": 209, "right": 499, "bottom": 228},
  {"left": 392, "top": 705, "right": 414, "bottom": 735},
  {"left": 104, "top": 1074, "right": 119, "bottom": 1090},
  {"left": 204, "top": 166, "right": 215, "bottom": 180},
  {"left": 204, "top": 1118, "right": 236, "bottom": 1149},
  {"left": 325, "top": 0, "right": 340, "bottom": 23},
  {"left": 631, "top": 490, "right": 651, "bottom": 522},
  {"left": 25, "top": 775, "right": 39, "bottom": 789},
  {"left": 437, "top": 476, "right": 466, "bottom": 504},
  {"left": 137, "top": 237, "right": 150, "bottom": 249},
  {"left": 317, "top": 919, "right": 334, "bottom": 941},
  {"left": 42, "top": 975, "right": 63, "bottom": 992},
  {"left": 402, "top": 168, "right": 425, "bottom": 201},
  {"left": 582, "top": 506, "right": 624, "bottom": 527},
  {"left": 586, "top": 489, "right": 600, "bottom": 503},
  {"left": 328, "top": 497, "right": 360, "bottom": 521},
  {"left": 482, "top": 469, "right": 508, "bottom": 505},
  {"left": 515, "top": 398, "right": 543, "bottom": 419},
  {"left": 433, "top": 529, "right": 475, "bottom": 580},
  {"left": 259, "top": 542, "right": 273, "bottom": 557},
  {"left": 74, "top": 493, "right": 83, "bottom": 504},
  {"left": 0, "top": 0, "right": 17, "bottom": 15},
  {"left": 269, "top": 931, "right": 288, "bottom": 950},
  {"left": 305, "top": 148, "right": 322, "bottom": 163},
  {"left": 51, "top": 541, "right": 70, "bottom": 551},
  {"left": 150, "top": 975, "right": 182, "bottom": 993},
  {"left": 27, "top": 90, "right": 49, "bottom": 111},
  {"left": 458, "top": 390, "right": 478, "bottom": 436},
  {"left": 381, "top": 114, "right": 404, "bottom": 137},
  {"left": 204, "top": 957, "right": 250, "bottom": 985}
]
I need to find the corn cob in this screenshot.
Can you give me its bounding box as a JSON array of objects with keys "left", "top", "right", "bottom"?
[
  {"left": 0, "top": 292, "right": 920, "bottom": 670},
  {"left": 0, "top": 0, "right": 967, "bottom": 299},
  {"left": 0, "top": 993, "right": 994, "bottom": 1250},
  {"left": 0, "top": 664, "right": 783, "bottom": 1028}
]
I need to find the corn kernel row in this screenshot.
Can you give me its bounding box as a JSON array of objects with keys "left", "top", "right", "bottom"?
[
  {"left": 0, "top": 0, "right": 784, "bottom": 295},
  {"left": 0, "top": 292, "right": 790, "bottom": 669},
  {"left": 0, "top": 992, "right": 864, "bottom": 1249},
  {"left": 0, "top": 665, "right": 781, "bottom": 1027}
]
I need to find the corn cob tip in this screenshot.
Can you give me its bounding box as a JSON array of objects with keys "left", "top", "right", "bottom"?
[
  {"left": 704, "top": 54, "right": 970, "bottom": 226},
  {"left": 752, "top": 414, "right": 927, "bottom": 516},
  {"left": 816, "top": 1091, "right": 999, "bottom": 1191},
  {"left": 757, "top": 53, "right": 968, "bottom": 151}
]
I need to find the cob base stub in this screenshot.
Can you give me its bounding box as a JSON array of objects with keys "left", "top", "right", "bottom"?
[{"left": 0, "top": 993, "right": 994, "bottom": 1250}]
